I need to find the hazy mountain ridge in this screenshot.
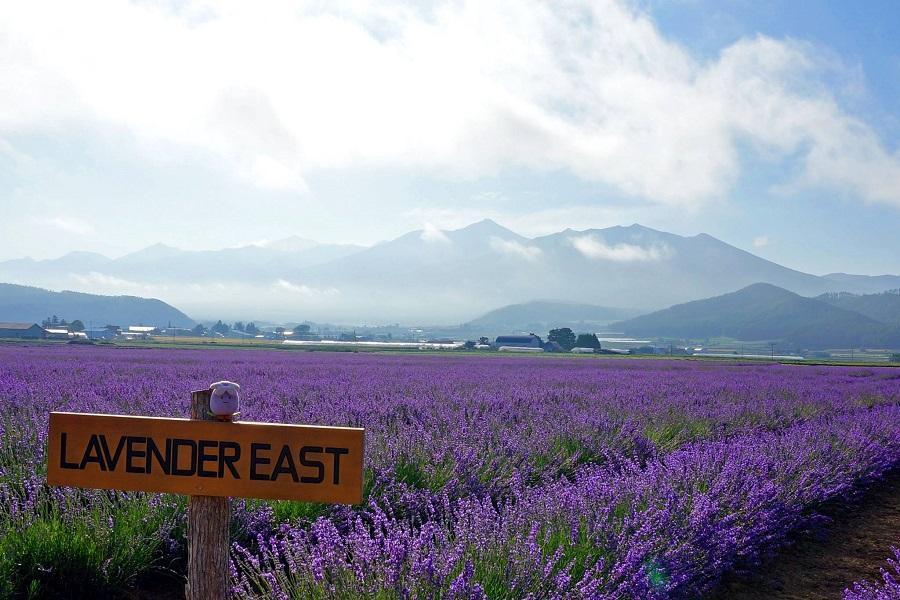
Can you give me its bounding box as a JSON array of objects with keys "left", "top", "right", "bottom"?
[
  {"left": 0, "top": 283, "right": 193, "bottom": 327},
  {"left": 1, "top": 221, "right": 898, "bottom": 322},
  {"left": 822, "top": 273, "right": 900, "bottom": 294},
  {"left": 0, "top": 238, "right": 365, "bottom": 285},
  {"left": 614, "top": 283, "right": 900, "bottom": 349}
]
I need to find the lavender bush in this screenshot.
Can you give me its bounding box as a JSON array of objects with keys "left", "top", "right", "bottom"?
[{"left": 0, "top": 345, "right": 898, "bottom": 598}]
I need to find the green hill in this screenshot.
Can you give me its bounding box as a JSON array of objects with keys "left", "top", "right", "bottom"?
[
  {"left": 817, "top": 290, "right": 900, "bottom": 325},
  {"left": 0, "top": 283, "right": 193, "bottom": 327},
  {"left": 467, "top": 300, "right": 642, "bottom": 334},
  {"left": 614, "top": 283, "right": 900, "bottom": 349}
]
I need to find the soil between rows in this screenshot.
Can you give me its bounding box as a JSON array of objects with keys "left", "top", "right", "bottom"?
[{"left": 713, "top": 468, "right": 900, "bottom": 599}]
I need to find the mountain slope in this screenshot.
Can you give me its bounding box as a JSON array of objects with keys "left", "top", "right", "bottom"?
[
  {"left": 1, "top": 221, "right": 898, "bottom": 323},
  {"left": 614, "top": 283, "right": 900, "bottom": 349},
  {"left": 289, "top": 222, "right": 861, "bottom": 321},
  {"left": 466, "top": 300, "right": 643, "bottom": 333},
  {"left": 0, "top": 283, "right": 193, "bottom": 327},
  {"left": 818, "top": 290, "right": 900, "bottom": 325}
]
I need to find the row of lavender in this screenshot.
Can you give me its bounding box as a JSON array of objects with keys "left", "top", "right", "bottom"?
[{"left": 1, "top": 345, "right": 898, "bottom": 598}]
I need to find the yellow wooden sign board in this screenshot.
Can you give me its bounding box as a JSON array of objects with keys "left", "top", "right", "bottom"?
[{"left": 47, "top": 412, "right": 364, "bottom": 503}]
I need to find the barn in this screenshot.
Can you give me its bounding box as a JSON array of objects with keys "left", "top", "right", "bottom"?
[
  {"left": 0, "top": 322, "right": 44, "bottom": 339},
  {"left": 492, "top": 334, "right": 542, "bottom": 349}
]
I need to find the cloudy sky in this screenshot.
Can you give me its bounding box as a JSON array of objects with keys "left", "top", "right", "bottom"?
[{"left": 1, "top": 0, "right": 898, "bottom": 275}]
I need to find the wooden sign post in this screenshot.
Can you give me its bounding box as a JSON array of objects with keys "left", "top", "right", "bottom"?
[
  {"left": 187, "top": 388, "right": 229, "bottom": 600},
  {"left": 46, "top": 384, "right": 365, "bottom": 599}
]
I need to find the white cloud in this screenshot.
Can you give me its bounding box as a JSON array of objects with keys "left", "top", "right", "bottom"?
[
  {"left": 753, "top": 235, "right": 770, "bottom": 248},
  {"left": 569, "top": 235, "right": 672, "bottom": 262},
  {"left": 45, "top": 217, "right": 95, "bottom": 236},
  {"left": 419, "top": 222, "right": 451, "bottom": 243},
  {"left": 272, "top": 279, "right": 339, "bottom": 296},
  {"left": 489, "top": 236, "right": 542, "bottom": 261},
  {"left": 0, "top": 1, "right": 898, "bottom": 207}
]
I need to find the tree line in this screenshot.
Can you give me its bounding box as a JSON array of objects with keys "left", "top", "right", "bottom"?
[
  {"left": 41, "top": 316, "right": 85, "bottom": 331},
  {"left": 547, "top": 328, "right": 601, "bottom": 351}
]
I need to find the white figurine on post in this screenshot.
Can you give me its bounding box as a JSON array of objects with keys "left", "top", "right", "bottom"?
[{"left": 209, "top": 380, "right": 240, "bottom": 420}]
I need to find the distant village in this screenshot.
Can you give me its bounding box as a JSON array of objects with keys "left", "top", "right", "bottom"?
[
  {"left": 3, "top": 316, "right": 896, "bottom": 362},
  {"left": 0, "top": 315, "right": 695, "bottom": 357}
]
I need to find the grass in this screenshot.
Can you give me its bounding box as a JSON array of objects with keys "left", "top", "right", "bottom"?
[{"left": 0, "top": 491, "right": 180, "bottom": 599}]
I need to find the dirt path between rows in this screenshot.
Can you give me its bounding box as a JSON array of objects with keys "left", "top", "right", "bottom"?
[{"left": 713, "top": 469, "right": 900, "bottom": 599}]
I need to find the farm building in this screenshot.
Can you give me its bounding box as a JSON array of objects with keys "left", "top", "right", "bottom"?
[
  {"left": 127, "top": 325, "right": 157, "bottom": 334},
  {"left": 498, "top": 346, "right": 544, "bottom": 353},
  {"left": 492, "top": 334, "right": 542, "bottom": 349},
  {"left": 44, "top": 328, "right": 87, "bottom": 340},
  {"left": 43, "top": 328, "right": 71, "bottom": 339},
  {"left": 84, "top": 328, "right": 117, "bottom": 340},
  {"left": 0, "top": 322, "right": 44, "bottom": 339}
]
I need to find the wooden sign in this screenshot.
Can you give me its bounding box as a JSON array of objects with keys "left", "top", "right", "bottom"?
[{"left": 47, "top": 411, "right": 365, "bottom": 503}]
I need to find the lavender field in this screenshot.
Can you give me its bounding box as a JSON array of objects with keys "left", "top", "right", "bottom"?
[{"left": 1, "top": 345, "right": 899, "bottom": 599}]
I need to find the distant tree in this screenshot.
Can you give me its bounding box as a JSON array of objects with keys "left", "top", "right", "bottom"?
[
  {"left": 892, "top": 353, "right": 900, "bottom": 363},
  {"left": 275, "top": 326, "right": 286, "bottom": 334},
  {"left": 192, "top": 324, "right": 207, "bottom": 336},
  {"left": 548, "top": 327, "right": 576, "bottom": 351},
  {"left": 59, "top": 319, "right": 68, "bottom": 327},
  {"left": 211, "top": 320, "right": 230, "bottom": 335},
  {"left": 574, "top": 333, "right": 601, "bottom": 349},
  {"left": 70, "top": 320, "right": 85, "bottom": 332},
  {"left": 245, "top": 322, "right": 259, "bottom": 335},
  {"left": 42, "top": 317, "right": 51, "bottom": 327},
  {"left": 478, "top": 336, "right": 490, "bottom": 345},
  {"left": 293, "top": 324, "right": 311, "bottom": 335},
  {"left": 234, "top": 321, "right": 245, "bottom": 332},
  {"left": 51, "top": 315, "right": 59, "bottom": 325},
  {"left": 463, "top": 340, "right": 476, "bottom": 349}
]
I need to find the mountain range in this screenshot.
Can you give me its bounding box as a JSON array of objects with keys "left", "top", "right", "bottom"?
[
  {"left": 1, "top": 220, "right": 898, "bottom": 323},
  {"left": 614, "top": 283, "right": 900, "bottom": 349},
  {"left": 0, "top": 283, "right": 193, "bottom": 328}
]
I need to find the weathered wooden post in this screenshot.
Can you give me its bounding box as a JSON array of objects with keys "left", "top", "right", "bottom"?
[{"left": 187, "top": 386, "right": 232, "bottom": 600}]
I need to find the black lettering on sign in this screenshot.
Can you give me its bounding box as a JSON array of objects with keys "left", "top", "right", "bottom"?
[
  {"left": 55, "top": 432, "right": 353, "bottom": 487},
  {"left": 197, "top": 440, "right": 218, "bottom": 478},
  {"left": 80, "top": 434, "right": 106, "bottom": 470},
  {"left": 299, "top": 446, "right": 324, "bottom": 484},
  {"left": 218, "top": 441, "right": 241, "bottom": 479},
  {"left": 60, "top": 433, "right": 79, "bottom": 469},
  {"left": 147, "top": 437, "right": 172, "bottom": 475},
  {"left": 125, "top": 436, "right": 147, "bottom": 474},
  {"left": 326, "top": 447, "right": 349, "bottom": 485},
  {"left": 250, "top": 443, "right": 271, "bottom": 480},
  {"left": 172, "top": 439, "right": 197, "bottom": 476},
  {"left": 271, "top": 444, "right": 299, "bottom": 482},
  {"left": 100, "top": 434, "right": 127, "bottom": 471}
]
